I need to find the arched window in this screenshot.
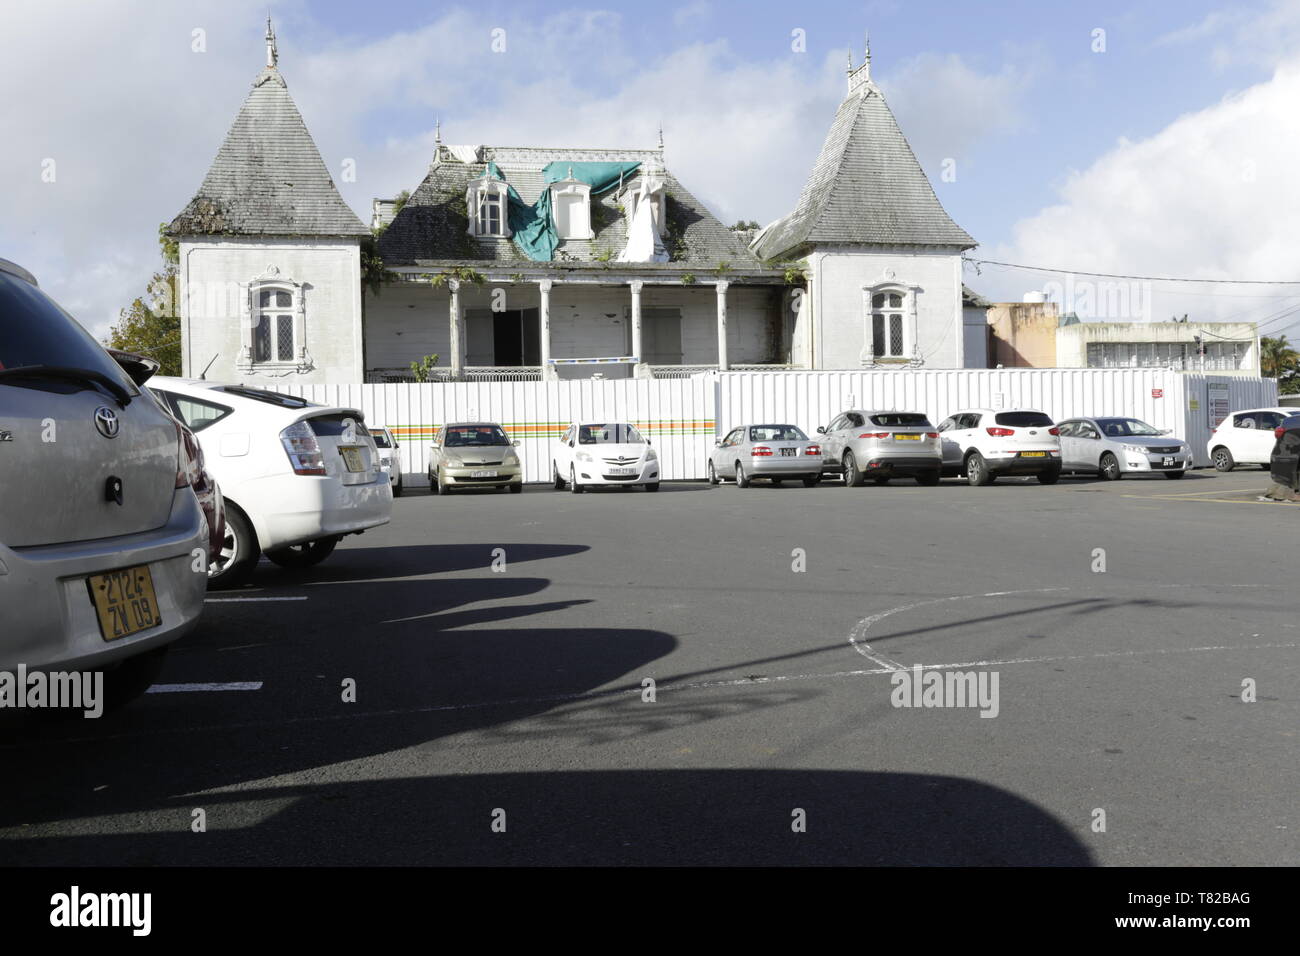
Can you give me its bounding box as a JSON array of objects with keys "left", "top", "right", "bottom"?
[
  {"left": 238, "top": 266, "right": 308, "bottom": 372},
  {"left": 860, "top": 277, "right": 920, "bottom": 365}
]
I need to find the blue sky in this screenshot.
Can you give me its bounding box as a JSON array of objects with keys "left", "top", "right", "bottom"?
[{"left": 4, "top": 0, "right": 1299, "bottom": 339}]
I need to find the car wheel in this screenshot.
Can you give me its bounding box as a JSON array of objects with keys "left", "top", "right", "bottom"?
[
  {"left": 707, "top": 461, "right": 720, "bottom": 485},
  {"left": 842, "top": 452, "right": 863, "bottom": 487},
  {"left": 1163, "top": 471, "right": 1187, "bottom": 480},
  {"left": 102, "top": 647, "right": 170, "bottom": 712},
  {"left": 552, "top": 463, "right": 566, "bottom": 490},
  {"left": 207, "top": 504, "right": 258, "bottom": 589},
  {"left": 1036, "top": 470, "right": 1061, "bottom": 485},
  {"left": 1212, "top": 446, "right": 1235, "bottom": 471},
  {"left": 872, "top": 475, "right": 889, "bottom": 485},
  {"left": 509, "top": 482, "right": 523, "bottom": 494},
  {"left": 802, "top": 474, "right": 820, "bottom": 487},
  {"left": 735, "top": 461, "right": 751, "bottom": 488},
  {"left": 915, "top": 470, "right": 941, "bottom": 486},
  {"left": 1098, "top": 452, "right": 1122, "bottom": 481},
  {"left": 393, "top": 474, "right": 403, "bottom": 498},
  {"left": 1261, "top": 462, "right": 1272, "bottom": 470},
  {"left": 645, "top": 481, "right": 660, "bottom": 492},
  {"left": 266, "top": 536, "right": 339, "bottom": 568},
  {"left": 570, "top": 465, "right": 583, "bottom": 493},
  {"left": 966, "top": 452, "right": 993, "bottom": 486}
]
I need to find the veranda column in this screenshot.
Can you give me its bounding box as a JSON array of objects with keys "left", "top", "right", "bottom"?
[
  {"left": 715, "top": 279, "right": 730, "bottom": 371},
  {"left": 629, "top": 280, "right": 647, "bottom": 378},
  {"left": 538, "top": 278, "right": 555, "bottom": 381},
  {"left": 447, "top": 277, "right": 464, "bottom": 379}
]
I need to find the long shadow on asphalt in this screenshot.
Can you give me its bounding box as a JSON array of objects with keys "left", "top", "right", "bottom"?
[{"left": 0, "top": 769, "right": 1094, "bottom": 866}]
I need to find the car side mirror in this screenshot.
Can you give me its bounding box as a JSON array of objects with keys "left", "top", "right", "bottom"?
[
  {"left": 816, "top": 426, "right": 826, "bottom": 434},
  {"left": 512, "top": 439, "right": 520, "bottom": 446},
  {"left": 714, "top": 438, "right": 722, "bottom": 446}
]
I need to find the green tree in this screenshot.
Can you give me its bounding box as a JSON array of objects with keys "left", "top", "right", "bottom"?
[
  {"left": 1260, "top": 335, "right": 1300, "bottom": 382},
  {"left": 106, "top": 224, "right": 181, "bottom": 375}
]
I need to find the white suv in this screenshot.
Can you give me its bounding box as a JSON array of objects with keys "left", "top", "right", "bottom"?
[
  {"left": 551, "top": 422, "right": 660, "bottom": 492},
  {"left": 938, "top": 408, "right": 1062, "bottom": 485},
  {"left": 150, "top": 378, "right": 392, "bottom": 586},
  {"left": 1208, "top": 407, "right": 1293, "bottom": 471}
]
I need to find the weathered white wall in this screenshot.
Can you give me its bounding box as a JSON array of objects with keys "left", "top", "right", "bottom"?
[
  {"left": 808, "top": 247, "right": 964, "bottom": 370},
  {"left": 179, "top": 237, "right": 362, "bottom": 384},
  {"left": 1056, "top": 321, "right": 1260, "bottom": 374}
]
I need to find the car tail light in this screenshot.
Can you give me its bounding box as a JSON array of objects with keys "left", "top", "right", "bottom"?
[
  {"left": 280, "top": 420, "right": 327, "bottom": 475},
  {"left": 858, "top": 432, "right": 889, "bottom": 439},
  {"left": 1276, "top": 425, "right": 1286, "bottom": 439},
  {"left": 986, "top": 427, "right": 1015, "bottom": 437},
  {"left": 926, "top": 432, "right": 939, "bottom": 439},
  {"left": 174, "top": 421, "right": 203, "bottom": 489},
  {"left": 751, "top": 445, "right": 773, "bottom": 457},
  {"left": 804, "top": 444, "right": 821, "bottom": 455},
  {"left": 1048, "top": 427, "right": 1060, "bottom": 436}
]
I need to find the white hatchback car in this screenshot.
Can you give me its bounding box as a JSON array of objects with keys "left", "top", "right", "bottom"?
[
  {"left": 938, "top": 408, "right": 1062, "bottom": 485},
  {"left": 551, "top": 421, "right": 660, "bottom": 492},
  {"left": 1207, "top": 407, "right": 1294, "bottom": 471},
  {"left": 372, "top": 427, "right": 404, "bottom": 496},
  {"left": 149, "top": 378, "right": 392, "bottom": 586}
]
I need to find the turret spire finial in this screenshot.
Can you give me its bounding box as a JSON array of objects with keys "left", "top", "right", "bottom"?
[{"left": 265, "top": 16, "right": 278, "bottom": 68}]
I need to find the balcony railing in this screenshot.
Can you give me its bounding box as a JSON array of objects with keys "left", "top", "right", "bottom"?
[{"left": 648, "top": 364, "right": 717, "bottom": 379}]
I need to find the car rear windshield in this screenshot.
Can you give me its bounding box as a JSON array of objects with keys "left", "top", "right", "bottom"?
[
  {"left": 0, "top": 271, "right": 136, "bottom": 393},
  {"left": 446, "top": 425, "right": 509, "bottom": 446},
  {"left": 308, "top": 413, "right": 370, "bottom": 438},
  {"left": 579, "top": 424, "right": 644, "bottom": 444},
  {"left": 372, "top": 432, "right": 393, "bottom": 448},
  {"left": 1094, "top": 418, "right": 1160, "bottom": 437},
  {"left": 870, "top": 413, "right": 931, "bottom": 427},
  {"left": 995, "top": 412, "right": 1054, "bottom": 428},
  {"left": 215, "top": 385, "right": 318, "bottom": 408},
  {"left": 750, "top": 425, "right": 806, "bottom": 442}
]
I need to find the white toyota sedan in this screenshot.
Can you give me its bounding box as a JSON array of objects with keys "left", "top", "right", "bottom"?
[
  {"left": 551, "top": 421, "right": 660, "bottom": 492},
  {"left": 149, "top": 378, "right": 392, "bottom": 586}
]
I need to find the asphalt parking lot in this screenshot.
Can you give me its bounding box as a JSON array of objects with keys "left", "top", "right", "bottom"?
[{"left": 2, "top": 468, "right": 1296, "bottom": 866}]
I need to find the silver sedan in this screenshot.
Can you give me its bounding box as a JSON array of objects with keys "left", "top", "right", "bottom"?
[
  {"left": 1057, "top": 417, "right": 1193, "bottom": 480},
  {"left": 709, "top": 424, "right": 824, "bottom": 487}
]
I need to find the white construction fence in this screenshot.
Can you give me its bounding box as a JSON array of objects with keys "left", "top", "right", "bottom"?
[{"left": 269, "top": 369, "right": 1277, "bottom": 484}]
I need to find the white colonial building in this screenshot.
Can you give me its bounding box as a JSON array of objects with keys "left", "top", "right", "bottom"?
[{"left": 169, "top": 26, "right": 976, "bottom": 384}]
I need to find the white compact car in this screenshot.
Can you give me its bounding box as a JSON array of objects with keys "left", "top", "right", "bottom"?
[
  {"left": 149, "top": 378, "right": 392, "bottom": 586},
  {"left": 1207, "top": 407, "right": 1294, "bottom": 471},
  {"left": 551, "top": 421, "right": 660, "bottom": 492},
  {"left": 938, "top": 408, "right": 1062, "bottom": 485},
  {"left": 372, "top": 426, "right": 403, "bottom": 496}
]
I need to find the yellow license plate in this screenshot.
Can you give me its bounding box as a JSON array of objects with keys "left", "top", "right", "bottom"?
[
  {"left": 1020, "top": 451, "right": 1047, "bottom": 457},
  {"left": 88, "top": 565, "right": 160, "bottom": 641},
  {"left": 340, "top": 446, "right": 364, "bottom": 472},
  {"left": 895, "top": 434, "right": 921, "bottom": 440}
]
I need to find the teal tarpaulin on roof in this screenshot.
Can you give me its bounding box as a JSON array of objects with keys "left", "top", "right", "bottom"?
[{"left": 483, "top": 161, "right": 641, "bottom": 262}]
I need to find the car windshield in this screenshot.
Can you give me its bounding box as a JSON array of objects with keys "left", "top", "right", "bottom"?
[
  {"left": 1095, "top": 418, "right": 1161, "bottom": 437},
  {"left": 0, "top": 271, "right": 137, "bottom": 395},
  {"left": 372, "top": 432, "right": 393, "bottom": 448},
  {"left": 445, "top": 425, "right": 509, "bottom": 447},
  {"left": 750, "top": 425, "right": 806, "bottom": 442},
  {"left": 579, "top": 424, "right": 644, "bottom": 444},
  {"left": 995, "top": 411, "right": 1054, "bottom": 428},
  {"left": 870, "top": 413, "right": 931, "bottom": 427}
]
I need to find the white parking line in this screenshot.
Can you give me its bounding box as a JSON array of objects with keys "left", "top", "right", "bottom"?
[
  {"left": 204, "top": 597, "right": 308, "bottom": 603},
  {"left": 146, "top": 682, "right": 264, "bottom": 693}
]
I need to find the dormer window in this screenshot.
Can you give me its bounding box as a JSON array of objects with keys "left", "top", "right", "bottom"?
[
  {"left": 467, "top": 175, "right": 510, "bottom": 238},
  {"left": 550, "top": 172, "right": 592, "bottom": 240}
]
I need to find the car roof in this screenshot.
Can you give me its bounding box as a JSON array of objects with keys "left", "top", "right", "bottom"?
[
  {"left": 847, "top": 409, "right": 928, "bottom": 416},
  {"left": 0, "top": 259, "right": 38, "bottom": 286},
  {"left": 443, "top": 421, "right": 505, "bottom": 428}
]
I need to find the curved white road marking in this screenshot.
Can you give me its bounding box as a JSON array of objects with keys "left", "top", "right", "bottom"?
[{"left": 847, "top": 587, "right": 1072, "bottom": 668}]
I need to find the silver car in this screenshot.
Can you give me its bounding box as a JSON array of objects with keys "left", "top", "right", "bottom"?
[
  {"left": 1058, "top": 417, "right": 1192, "bottom": 480},
  {"left": 709, "top": 424, "right": 823, "bottom": 487},
  {"left": 373, "top": 427, "right": 403, "bottom": 496},
  {"left": 817, "top": 409, "right": 943, "bottom": 486},
  {"left": 0, "top": 259, "right": 209, "bottom": 710},
  {"left": 428, "top": 421, "right": 523, "bottom": 494}
]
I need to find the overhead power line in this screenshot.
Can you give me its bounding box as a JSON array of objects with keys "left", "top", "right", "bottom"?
[{"left": 963, "top": 257, "right": 1300, "bottom": 286}]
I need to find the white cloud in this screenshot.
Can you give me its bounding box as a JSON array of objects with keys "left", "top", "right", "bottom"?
[
  {"left": 987, "top": 57, "right": 1300, "bottom": 332},
  {"left": 0, "top": 2, "right": 1028, "bottom": 341}
]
